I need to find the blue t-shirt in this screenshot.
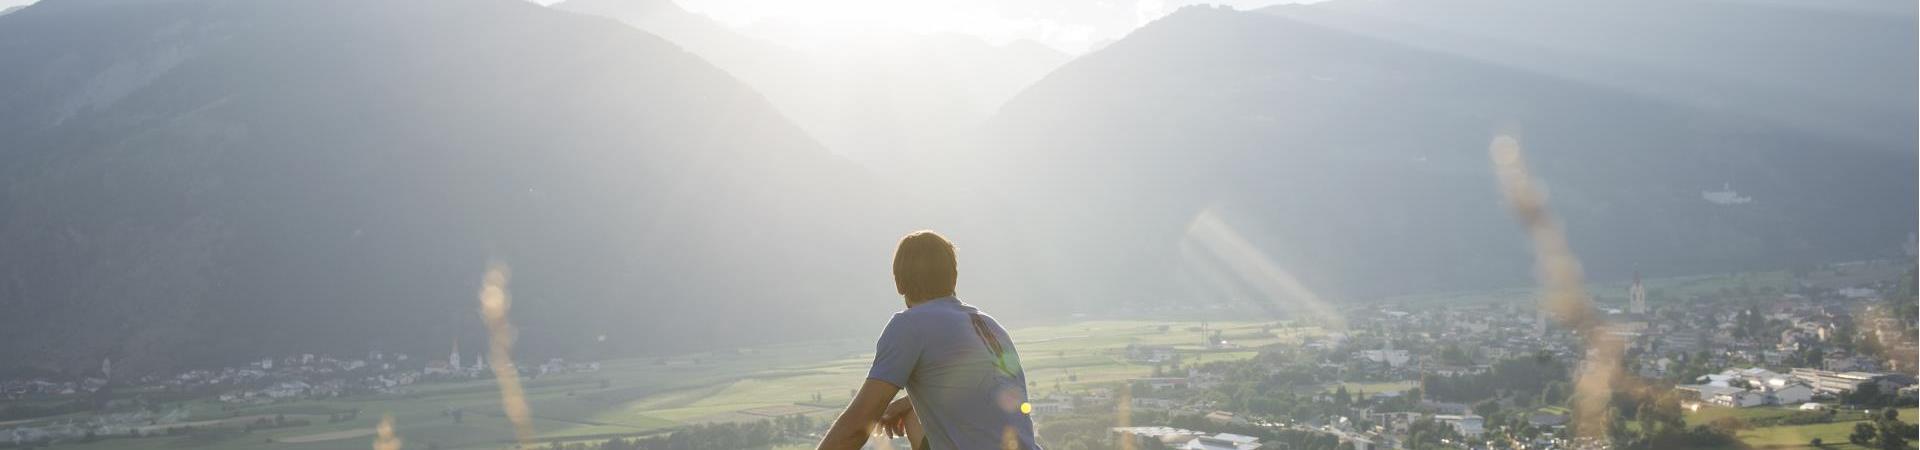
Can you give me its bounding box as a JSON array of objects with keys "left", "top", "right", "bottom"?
[{"left": 867, "top": 297, "right": 1040, "bottom": 450}]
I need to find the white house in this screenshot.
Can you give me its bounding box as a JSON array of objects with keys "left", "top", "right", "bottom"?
[
  {"left": 1028, "top": 398, "right": 1074, "bottom": 415},
  {"left": 1127, "top": 345, "right": 1178, "bottom": 363},
  {"left": 1681, "top": 385, "right": 1766, "bottom": 408},
  {"left": 262, "top": 381, "right": 310, "bottom": 399},
  {"left": 1769, "top": 383, "right": 1815, "bottom": 405},
  {"left": 1134, "top": 377, "right": 1190, "bottom": 391},
  {"left": 1720, "top": 389, "right": 1766, "bottom": 408},
  {"left": 1132, "top": 397, "right": 1180, "bottom": 410},
  {"left": 1701, "top": 368, "right": 1791, "bottom": 389},
  {"left": 1184, "top": 433, "right": 1262, "bottom": 450},
  {"left": 1359, "top": 349, "right": 1411, "bottom": 368},
  {"left": 1340, "top": 434, "right": 1375, "bottom": 450},
  {"left": 1433, "top": 414, "right": 1485, "bottom": 437}
]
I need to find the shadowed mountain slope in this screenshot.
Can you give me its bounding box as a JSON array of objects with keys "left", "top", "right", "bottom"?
[
  {"left": 959, "top": 3, "right": 1915, "bottom": 308},
  {"left": 0, "top": 0, "right": 907, "bottom": 373}
]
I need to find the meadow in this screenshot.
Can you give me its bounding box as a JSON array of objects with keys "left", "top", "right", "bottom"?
[
  {"left": 27, "top": 320, "right": 1293, "bottom": 450},
  {"left": 13, "top": 269, "right": 1908, "bottom": 450},
  {"left": 1683, "top": 406, "right": 1918, "bottom": 450}
]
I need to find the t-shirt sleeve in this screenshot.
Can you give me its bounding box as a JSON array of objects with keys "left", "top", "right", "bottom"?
[{"left": 866, "top": 313, "right": 920, "bottom": 388}]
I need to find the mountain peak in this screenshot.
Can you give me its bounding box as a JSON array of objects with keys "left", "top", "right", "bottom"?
[{"left": 551, "top": 0, "right": 690, "bottom": 22}]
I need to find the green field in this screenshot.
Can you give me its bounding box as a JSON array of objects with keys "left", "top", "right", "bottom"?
[
  {"left": 23, "top": 315, "right": 1906, "bottom": 450},
  {"left": 1322, "top": 380, "right": 1418, "bottom": 395},
  {"left": 1684, "top": 406, "right": 1919, "bottom": 450},
  {"left": 15, "top": 320, "right": 1287, "bottom": 450},
  {"left": 1686, "top": 406, "right": 1837, "bottom": 426},
  {"left": 1371, "top": 270, "right": 1799, "bottom": 309}
]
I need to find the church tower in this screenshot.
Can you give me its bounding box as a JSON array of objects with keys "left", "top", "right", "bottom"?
[
  {"left": 1628, "top": 272, "right": 1647, "bottom": 315},
  {"left": 450, "top": 339, "right": 461, "bottom": 371},
  {"left": 1534, "top": 307, "right": 1547, "bottom": 336}
]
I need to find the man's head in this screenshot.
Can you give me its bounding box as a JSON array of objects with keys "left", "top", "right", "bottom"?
[{"left": 893, "top": 230, "right": 957, "bottom": 303}]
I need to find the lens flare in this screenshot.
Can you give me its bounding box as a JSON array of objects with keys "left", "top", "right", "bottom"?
[{"left": 1182, "top": 208, "right": 1346, "bottom": 329}]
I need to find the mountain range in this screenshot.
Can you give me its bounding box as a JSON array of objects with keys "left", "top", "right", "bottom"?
[
  {"left": 0, "top": 0, "right": 910, "bottom": 374},
  {"left": 955, "top": 1, "right": 1915, "bottom": 307},
  {"left": 0, "top": 0, "right": 1911, "bottom": 374}
]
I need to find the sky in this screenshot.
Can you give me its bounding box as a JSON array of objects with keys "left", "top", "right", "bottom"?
[
  {"left": 549, "top": 0, "right": 1316, "bottom": 54},
  {"left": 672, "top": 0, "right": 1317, "bottom": 53},
  {"left": 0, "top": 0, "right": 1317, "bottom": 54}
]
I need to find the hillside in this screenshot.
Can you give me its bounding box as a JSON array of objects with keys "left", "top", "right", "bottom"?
[
  {"left": 0, "top": 0, "right": 908, "bottom": 373},
  {"left": 0, "top": 0, "right": 1911, "bottom": 375},
  {"left": 1261, "top": 0, "right": 1917, "bottom": 149},
  {"left": 956, "top": 3, "right": 1916, "bottom": 307}
]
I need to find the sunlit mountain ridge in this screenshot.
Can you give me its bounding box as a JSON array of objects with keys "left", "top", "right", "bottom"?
[{"left": 0, "top": 0, "right": 1911, "bottom": 376}]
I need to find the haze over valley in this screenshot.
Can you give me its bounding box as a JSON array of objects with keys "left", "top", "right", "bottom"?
[
  {"left": 0, "top": 0, "right": 1911, "bottom": 374},
  {"left": 0, "top": 1, "right": 1914, "bottom": 449}
]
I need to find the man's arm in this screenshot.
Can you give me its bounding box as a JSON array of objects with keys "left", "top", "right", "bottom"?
[
  {"left": 816, "top": 378, "right": 900, "bottom": 450},
  {"left": 878, "top": 396, "right": 913, "bottom": 438}
]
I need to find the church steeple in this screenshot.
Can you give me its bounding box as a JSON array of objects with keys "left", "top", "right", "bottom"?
[
  {"left": 1628, "top": 272, "right": 1648, "bottom": 315},
  {"left": 450, "top": 338, "right": 461, "bottom": 371}
]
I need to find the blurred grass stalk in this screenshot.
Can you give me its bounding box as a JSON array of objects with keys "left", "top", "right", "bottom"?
[
  {"left": 374, "top": 414, "right": 400, "bottom": 450},
  {"left": 480, "top": 263, "right": 535, "bottom": 445},
  {"left": 1491, "top": 135, "right": 1631, "bottom": 444}
]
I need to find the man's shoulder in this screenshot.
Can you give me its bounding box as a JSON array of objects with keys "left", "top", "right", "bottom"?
[
  {"left": 885, "top": 303, "right": 948, "bottom": 328},
  {"left": 892, "top": 306, "right": 950, "bottom": 325},
  {"left": 886, "top": 300, "right": 982, "bottom": 334}
]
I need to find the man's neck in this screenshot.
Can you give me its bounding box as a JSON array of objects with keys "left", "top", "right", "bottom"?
[{"left": 904, "top": 294, "right": 954, "bottom": 309}]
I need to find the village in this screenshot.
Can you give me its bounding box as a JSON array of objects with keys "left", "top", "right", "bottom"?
[
  {"left": 1018, "top": 263, "right": 1920, "bottom": 449},
  {"left": 1, "top": 341, "right": 603, "bottom": 446},
  {"left": 0, "top": 264, "right": 1914, "bottom": 450}
]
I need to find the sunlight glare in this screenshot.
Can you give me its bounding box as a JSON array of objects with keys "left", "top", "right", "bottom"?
[{"left": 1181, "top": 208, "right": 1347, "bottom": 329}]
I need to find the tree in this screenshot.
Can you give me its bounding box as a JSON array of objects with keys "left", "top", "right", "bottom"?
[
  {"left": 1877, "top": 424, "right": 1909, "bottom": 450},
  {"left": 1849, "top": 382, "right": 1891, "bottom": 407},
  {"left": 1472, "top": 400, "right": 1501, "bottom": 419},
  {"left": 1439, "top": 345, "right": 1470, "bottom": 366},
  {"left": 1538, "top": 382, "right": 1563, "bottom": 406},
  {"left": 1873, "top": 408, "right": 1915, "bottom": 450},
  {"left": 1850, "top": 422, "right": 1877, "bottom": 446},
  {"left": 1600, "top": 407, "right": 1632, "bottom": 447}
]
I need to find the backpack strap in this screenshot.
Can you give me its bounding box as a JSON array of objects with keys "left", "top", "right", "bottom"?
[{"left": 968, "top": 313, "right": 1018, "bottom": 379}]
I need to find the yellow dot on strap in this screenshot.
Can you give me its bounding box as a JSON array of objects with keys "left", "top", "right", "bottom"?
[{"left": 1020, "top": 402, "right": 1032, "bottom": 414}]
